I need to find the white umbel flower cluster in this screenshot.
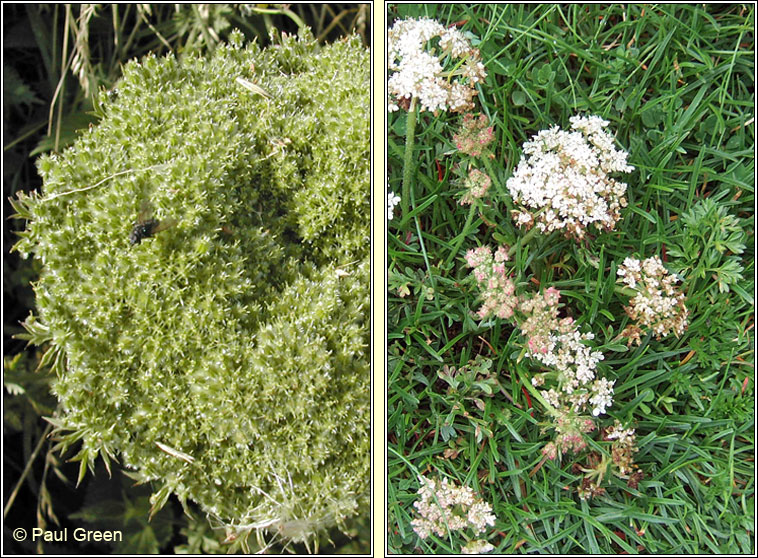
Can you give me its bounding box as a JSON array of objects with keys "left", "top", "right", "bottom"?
[
  {"left": 515, "top": 287, "right": 614, "bottom": 418},
  {"left": 531, "top": 329, "right": 614, "bottom": 417},
  {"left": 507, "top": 115, "right": 634, "bottom": 239},
  {"left": 617, "top": 255, "right": 689, "bottom": 344},
  {"left": 388, "top": 17, "right": 487, "bottom": 113},
  {"left": 411, "top": 475, "right": 495, "bottom": 541}
]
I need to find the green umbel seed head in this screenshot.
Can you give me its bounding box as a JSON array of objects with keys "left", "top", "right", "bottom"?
[{"left": 13, "top": 29, "right": 369, "bottom": 547}]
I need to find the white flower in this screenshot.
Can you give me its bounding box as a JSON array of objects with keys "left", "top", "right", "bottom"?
[
  {"left": 388, "top": 17, "right": 487, "bottom": 113},
  {"left": 606, "top": 422, "right": 636, "bottom": 444},
  {"left": 589, "top": 377, "right": 615, "bottom": 416},
  {"left": 543, "top": 388, "right": 561, "bottom": 409},
  {"left": 506, "top": 115, "right": 633, "bottom": 239},
  {"left": 514, "top": 210, "right": 533, "bottom": 227},
  {"left": 387, "top": 191, "right": 401, "bottom": 220},
  {"left": 618, "top": 255, "right": 689, "bottom": 341},
  {"left": 522, "top": 314, "right": 614, "bottom": 418},
  {"left": 411, "top": 475, "right": 495, "bottom": 540},
  {"left": 530, "top": 330, "right": 604, "bottom": 394},
  {"left": 462, "top": 539, "right": 496, "bottom": 554}
]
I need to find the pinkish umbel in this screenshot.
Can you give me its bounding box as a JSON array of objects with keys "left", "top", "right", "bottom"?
[
  {"left": 465, "top": 245, "right": 517, "bottom": 319},
  {"left": 454, "top": 113, "right": 495, "bottom": 158},
  {"left": 518, "top": 287, "right": 574, "bottom": 356},
  {"left": 460, "top": 168, "right": 492, "bottom": 205}
]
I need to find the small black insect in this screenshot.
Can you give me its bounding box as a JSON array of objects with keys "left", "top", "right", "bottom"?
[
  {"left": 129, "top": 217, "right": 161, "bottom": 245},
  {"left": 129, "top": 201, "right": 176, "bottom": 246}
]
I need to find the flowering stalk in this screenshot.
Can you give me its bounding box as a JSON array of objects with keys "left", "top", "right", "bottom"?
[
  {"left": 446, "top": 114, "right": 498, "bottom": 262},
  {"left": 465, "top": 246, "right": 617, "bottom": 457},
  {"left": 389, "top": 17, "right": 487, "bottom": 228},
  {"left": 399, "top": 97, "right": 418, "bottom": 227}
]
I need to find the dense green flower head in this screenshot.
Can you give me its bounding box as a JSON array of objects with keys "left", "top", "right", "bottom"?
[{"left": 13, "top": 29, "right": 369, "bottom": 545}]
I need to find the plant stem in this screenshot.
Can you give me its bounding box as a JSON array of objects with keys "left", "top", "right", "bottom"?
[
  {"left": 4, "top": 423, "right": 52, "bottom": 519},
  {"left": 516, "top": 367, "right": 560, "bottom": 418},
  {"left": 446, "top": 202, "right": 477, "bottom": 265},
  {"left": 482, "top": 155, "right": 512, "bottom": 213},
  {"left": 400, "top": 97, "right": 418, "bottom": 229}
]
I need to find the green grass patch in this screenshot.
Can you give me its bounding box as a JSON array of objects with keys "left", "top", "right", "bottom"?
[{"left": 387, "top": 4, "right": 754, "bottom": 554}]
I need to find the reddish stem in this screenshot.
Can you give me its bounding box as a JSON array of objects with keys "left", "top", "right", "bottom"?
[
  {"left": 435, "top": 159, "right": 443, "bottom": 182},
  {"left": 521, "top": 385, "right": 533, "bottom": 416}
]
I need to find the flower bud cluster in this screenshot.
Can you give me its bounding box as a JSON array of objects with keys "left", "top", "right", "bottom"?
[
  {"left": 411, "top": 475, "right": 495, "bottom": 542},
  {"left": 617, "top": 255, "right": 689, "bottom": 344},
  {"left": 507, "top": 115, "right": 633, "bottom": 239},
  {"left": 464, "top": 245, "right": 517, "bottom": 319},
  {"left": 459, "top": 169, "right": 492, "bottom": 205},
  {"left": 388, "top": 18, "right": 487, "bottom": 113},
  {"left": 454, "top": 113, "right": 495, "bottom": 157}
]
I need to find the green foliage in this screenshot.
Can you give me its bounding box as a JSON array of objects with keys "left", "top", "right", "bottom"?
[
  {"left": 668, "top": 197, "right": 748, "bottom": 298},
  {"left": 13, "top": 29, "right": 369, "bottom": 547},
  {"left": 3, "top": 351, "right": 56, "bottom": 430},
  {"left": 174, "top": 518, "right": 225, "bottom": 554},
  {"left": 434, "top": 357, "right": 507, "bottom": 444},
  {"left": 3, "top": 64, "right": 43, "bottom": 108},
  {"left": 71, "top": 477, "right": 176, "bottom": 554},
  {"left": 3, "top": 4, "right": 369, "bottom": 159}
]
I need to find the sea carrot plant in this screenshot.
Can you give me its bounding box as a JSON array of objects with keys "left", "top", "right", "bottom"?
[
  {"left": 12, "top": 28, "right": 369, "bottom": 552},
  {"left": 388, "top": 4, "right": 754, "bottom": 554}
]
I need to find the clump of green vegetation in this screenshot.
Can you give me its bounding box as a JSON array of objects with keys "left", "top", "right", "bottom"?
[
  {"left": 11, "top": 29, "right": 369, "bottom": 550},
  {"left": 668, "top": 196, "right": 748, "bottom": 298}
]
